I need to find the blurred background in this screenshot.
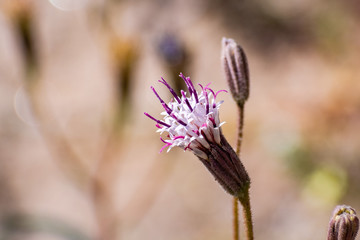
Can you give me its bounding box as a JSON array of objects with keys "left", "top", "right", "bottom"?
[{"left": 0, "top": 0, "right": 360, "bottom": 239}]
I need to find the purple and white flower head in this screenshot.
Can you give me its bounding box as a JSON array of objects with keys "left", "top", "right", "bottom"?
[
  {"left": 145, "top": 73, "right": 250, "bottom": 198},
  {"left": 145, "top": 73, "right": 227, "bottom": 159}
]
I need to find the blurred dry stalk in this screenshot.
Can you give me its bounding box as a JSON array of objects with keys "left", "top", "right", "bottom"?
[
  {"left": 89, "top": 2, "right": 179, "bottom": 238},
  {"left": 3, "top": 0, "right": 36, "bottom": 77},
  {"left": 3, "top": 1, "right": 180, "bottom": 239}
]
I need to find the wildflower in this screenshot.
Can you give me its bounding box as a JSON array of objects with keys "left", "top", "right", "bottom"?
[
  {"left": 328, "top": 205, "right": 359, "bottom": 240},
  {"left": 144, "top": 73, "right": 250, "bottom": 198}
]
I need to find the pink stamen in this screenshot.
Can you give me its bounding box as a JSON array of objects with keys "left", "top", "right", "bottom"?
[
  {"left": 159, "top": 137, "right": 172, "bottom": 153},
  {"left": 206, "top": 88, "right": 216, "bottom": 98},
  {"left": 183, "top": 74, "right": 198, "bottom": 103},
  {"left": 199, "top": 84, "right": 210, "bottom": 114},
  {"left": 215, "top": 89, "right": 228, "bottom": 98},
  {"left": 159, "top": 143, "right": 172, "bottom": 153},
  {"left": 173, "top": 136, "right": 185, "bottom": 140}
]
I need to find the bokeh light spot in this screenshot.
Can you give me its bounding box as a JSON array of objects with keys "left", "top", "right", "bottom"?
[
  {"left": 302, "top": 166, "right": 347, "bottom": 206},
  {"left": 48, "top": 0, "right": 89, "bottom": 11},
  {"left": 14, "top": 86, "right": 38, "bottom": 127}
]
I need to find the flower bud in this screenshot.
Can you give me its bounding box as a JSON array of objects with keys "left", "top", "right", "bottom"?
[
  {"left": 221, "top": 38, "right": 250, "bottom": 106},
  {"left": 328, "top": 205, "right": 359, "bottom": 240}
]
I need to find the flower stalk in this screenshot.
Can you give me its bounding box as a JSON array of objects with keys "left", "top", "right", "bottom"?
[{"left": 222, "top": 37, "right": 253, "bottom": 240}]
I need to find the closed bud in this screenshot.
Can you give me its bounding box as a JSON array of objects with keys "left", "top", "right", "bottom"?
[
  {"left": 328, "top": 205, "right": 359, "bottom": 240},
  {"left": 221, "top": 38, "right": 250, "bottom": 106}
]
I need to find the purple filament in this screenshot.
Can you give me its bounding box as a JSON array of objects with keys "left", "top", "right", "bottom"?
[
  {"left": 180, "top": 73, "right": 193, "bottom": 96},
  {"left": 199, "top": 84, "right": 210, "bottom": 114},
  {"left": 179, "top": 73, "right": 198, "bottom": 103},
  {"left": 181, "top": 90, "right": 193, "bottom": 112},
  {"left": 187, "top": 77, "right": 198, "bottom": 103},
  {"left": 159, "top": 78, "right": 181, "bottom": 103},
  {"left": 162, "top": 103, "right": 172, "bottom": 115},
  {"left": 170, "top": 113, "right": 187, "bottom": 126},
  {"left": 144, "top": 112, "right": 171, "bottom": 128}
]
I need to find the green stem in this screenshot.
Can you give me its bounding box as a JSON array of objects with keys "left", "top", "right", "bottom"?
[
  {"left": 233, "top": 197, "right": 240, "bottom": 240},
  {"left": 235, "top": 104, "right": 245, "bottom": 155},
  {"left": 239, "top": 190, "right": 254, "bottom": 240},
  {"left": 233, "top": 104, "right": 244, "bottom": 240},
  {"left": 235, "top": 103, "right": 254, "bottom": 240}
]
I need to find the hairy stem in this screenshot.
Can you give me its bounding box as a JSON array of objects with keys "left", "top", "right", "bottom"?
[
  {"left": 233, "top": 104, "right": 245, "bottom": 240},
  {"left": 235, "top": 103, "right": 254, "bottom": 240},
  {"left": 236, "top": 104, "right": 245, "bottom": 155},
  {"left": 233, "top": 104, "right": 244, "bottom": 240},
  {"left": 233, "top": 196, "right": 240, "bottom": 240},
  {"left": 239, "top": 189, "right": 254, "bottom": 240}
]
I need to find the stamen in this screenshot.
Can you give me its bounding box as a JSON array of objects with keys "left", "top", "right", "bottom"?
[
  {"left": 205, "top": 91, "right": 209, "bottom": 114},
  {"left": 159, "top": 77, "right": 181, "bottom": 103},
  {"left": 173, "top": 136, "right": 185, "bottom": 140},
  {"left": 170, "top": 113, "right": 187, "bottom": 126},
  {"left": 151, "top": 86, "right": 165, "bottom": 104},
  {"left": 215, "top": 89, "right": 228, "bottom": 98},
  {"left": 152, "top": 86, "right": 174, "bottom": 114},
  {"left": 206, "top": 87, "right": 216, "bottom": 98},
  {"left": 204, "top": 88, "right": 217, "bottom": 108},
  {"left": 188, "top": 77, "right": 199, "bottom": 103},
  {"left": 181, "top": 74, "right": 198, "bottom": 103},
  {"left": 159, "top": 142, "right": 172, "bottom": 153},
  {"left": 144, "top": 112, "right": 171, "bottom": 128},
  {"left": 162, "top": 103, "right": 172, "bottom": 115},
  {"left": 181, "top": 90, "right": 193, "bottom": 112},
  {"left": 160, "top": 137, "right": 170, "bottom": 144},
  {"left": 180, "top": 73, "right": 193, "bottom": 96},
  {"left": 199, "top": 84, "right": 210, "bottom": 114}
]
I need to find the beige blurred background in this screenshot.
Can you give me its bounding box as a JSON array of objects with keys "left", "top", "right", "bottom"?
[{"left": 1, "top": 0, "right": 360, "bottom": 239}]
